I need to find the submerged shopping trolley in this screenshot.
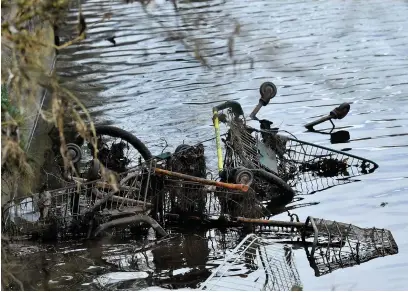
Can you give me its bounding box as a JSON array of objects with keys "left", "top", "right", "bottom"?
[
  {"left": 211, "top": 82, "right": 378, "bottom": 208},
  {"left": 1, "top": 160, "right": 168, "bottom": 241},
  {"left": 200, "top": 233, "right": 302, "bottom": 291},
  {"left": 214, "top": 215, "right": 399, "bottom": 278},
  {"left": 199, "top": 215, "right": 398, "bottom": 290},
  {"left": 150, "top": 86, "right": 380, "bottom": 223},
  {"left": 1, "top": 156, "right": 265, "bottom": 241}
]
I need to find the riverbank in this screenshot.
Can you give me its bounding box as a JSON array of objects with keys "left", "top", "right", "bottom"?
[{"left": 1, "top": 6, "right": 57, "bottom": 203}]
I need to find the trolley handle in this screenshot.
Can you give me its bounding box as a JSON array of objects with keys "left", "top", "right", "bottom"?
[
  {"left": 212, "top": 101, "right": 244, "bottom": 117},
  {"left": 304, "top": 102, "right": 350, "bottom": 130}
]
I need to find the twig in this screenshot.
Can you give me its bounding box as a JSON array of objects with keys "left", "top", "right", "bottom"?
[{"left": 160, "top": 137, "right": 168, "bottom": 154}]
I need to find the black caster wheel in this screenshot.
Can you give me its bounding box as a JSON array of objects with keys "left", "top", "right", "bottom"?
[
  {"left": 86, "top": 159, "right": 101, "bottom": 181},
  {"left": 234, "top": 167, "right": 254, "bottom": 186},
  {"left": 66, "top": 143, "right": 82, "bottom": 163},
  {"left": 259, "top": 82, "right": 277, "bottom": 105},
  {"left": 174, "top": 144, "right": 191, "bottom": 153}
]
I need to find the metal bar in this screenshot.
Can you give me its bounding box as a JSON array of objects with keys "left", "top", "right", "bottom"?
[
  {"left": 93, "top": 215, "right": 167, "bottom": 238},
  {"left": 249, "top": 102, "right": 263, "bottom": 120},
  {"left": 143, "top": 159, "right": 153, "bottom": 209},
  {"left": 304, "top": 103, "right": 350, "bottom": 130},
  {"left": 235, "top": 217, "right": 306, "bottom": 229},
  {"left": 91, "top": 189, "right": 151, "bottom": 207},
  {"left": 304, "top": 115, "right": 332, "bottom": 130},
  {"left": 154, "top": 168, "right": 249, "bottom": 192},
  {"left": 212, "top": 101, "right": 245, "bottom": 117}
]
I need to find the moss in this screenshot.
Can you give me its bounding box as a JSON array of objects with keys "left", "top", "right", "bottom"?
[{"left": 1, "top": 84, "right": 20, "bottom": 119}]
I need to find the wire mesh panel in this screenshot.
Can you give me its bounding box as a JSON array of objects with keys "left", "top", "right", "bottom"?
[
  {"left": 225, "top": 118, "right": 262, "bottom": 170},
  {"left": 151, "top": 143, "right": 268, "bottom": 222},
  {"left": 303, "top": 217, "right": 399, "bottom": 277},
  {"left": 200, "top": 234, "right": 302, "bottom": 291},
  {"left": 153, "top": 178, "right": 266, "bottom": 223},
  {"left": 221, "top": 112, "right": 378, "bottom": 203},
  {"left": 273, "top": 135, "right": 379, "bottom": 195},
  {"left": 207, "top": 228, "right": 245, "bottom": 253}
]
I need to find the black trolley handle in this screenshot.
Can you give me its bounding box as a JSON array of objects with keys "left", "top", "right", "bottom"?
[
  {"left": 212, "top": 101, "right": 245, "bottom": 118},
  {"left": 304, "top": 102, "right": 351, "bottom": 130}
]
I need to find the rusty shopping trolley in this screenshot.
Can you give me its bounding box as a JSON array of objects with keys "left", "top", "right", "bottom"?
[
  {"left": 1, "top": 160, "right": 164, "bottom": 241},
  {"left": 211, "top": 82, "right": 378, "bottom": 209},
  {"left": 1, "top": 158, "right": 261, "bottom": 241}
]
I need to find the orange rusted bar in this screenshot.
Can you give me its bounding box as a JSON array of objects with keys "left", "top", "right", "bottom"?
[{"left": 154, "top": 168, "right": 249, "bottom": 192}]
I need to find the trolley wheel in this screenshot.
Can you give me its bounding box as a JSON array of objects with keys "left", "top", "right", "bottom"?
[
  {"left": 234, "top": 168, "right": 254, "bottom": 186},
  {"left": 174, "top": 144, "right": 191, "bottom": 154},
  {"left": 66, "top": 143, "right": 82, "bottom": 163},
  {"left": 92, "top": 125, "right": 152, "bottom": 161},
  {"left": 86, "top": 159, "right": 101, "bottom": 181},
  {"left": 82, "top": 125, "right": 153, "bottom": 175},
  {"left": 259, "top": 82, "right": 277, "bottom": 105}
]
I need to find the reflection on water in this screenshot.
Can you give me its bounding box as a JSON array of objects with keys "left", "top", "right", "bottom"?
[
  {"left": 16, "top": 220, "right": 391, "bottom": 290},
  {"left": 21, "top": 0, "right": 408, "bottom": 289},
  {"left": 3, "top": 229, "right": 258, "bottom": 290},
  {"left": 305, "top": 128, "right": 351, "bottom": 144}
]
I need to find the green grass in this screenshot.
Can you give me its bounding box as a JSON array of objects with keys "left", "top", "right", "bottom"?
[{"left": 1, "top": 84, "right": 20, "bottom": 119}]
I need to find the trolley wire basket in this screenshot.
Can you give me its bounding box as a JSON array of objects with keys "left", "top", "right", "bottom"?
[
  {"left": 200, "top": 233, "right": 302, "bottom": 291},
  {"left": 271, "top": 135, "right": 379, "bottom": 195},
  {"left": 224, "top": 117, "right": 261, "bottom": 170},
  {"left": 219, "top": 215, "right": 399, "bottom": 277},
  {"left": 220, "top": 114, "right": 296, "bottom": 210},
  {"left": 2, "top": 153, "right": 264, "bottom": 241},
  {"left": 151, "top": 144, "right": 270, "bottom": 223},
  {"left": 152, "top": 175, "right": 267, "bottom": 223},
  {"left": 302, "top": 217, "right": 399, "bottom": 277},
  {"left": 221, "top": 110, "right": 378, "bottom": 196},
  {"left": 2, "top": 161, "right": 156, "bottom": 241}
]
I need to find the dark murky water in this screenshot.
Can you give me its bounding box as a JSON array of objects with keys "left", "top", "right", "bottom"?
[{"left": 15, "top": 0, "right": 408, "bottom": 290}]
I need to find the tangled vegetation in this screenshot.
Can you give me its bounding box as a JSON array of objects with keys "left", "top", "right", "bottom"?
[{"left": 1, "top": 0, "right": 103, "bottom": 198}]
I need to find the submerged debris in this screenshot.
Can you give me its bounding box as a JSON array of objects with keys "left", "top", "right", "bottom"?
[
  {"left": 96, "top": 140, "right": 131, "bottom": 173},
  {"left": 164, "top": 144, "right": 207, "bottom": 218},
  {"left": 299, "top": 158, "right": 349, "bottom": 177}
]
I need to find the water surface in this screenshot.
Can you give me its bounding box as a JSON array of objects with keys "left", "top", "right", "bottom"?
[{"left": 24, "top": 0, "right": 408, "bottom": 290}]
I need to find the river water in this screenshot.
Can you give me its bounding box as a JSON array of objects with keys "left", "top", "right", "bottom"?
[{"left": 12, "top": 0, "right": 408, "bottom": 290}]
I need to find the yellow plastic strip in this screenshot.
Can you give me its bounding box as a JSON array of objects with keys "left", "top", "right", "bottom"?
[{"left": 213, "top": 109, "right": 223, "bottom": 172}]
